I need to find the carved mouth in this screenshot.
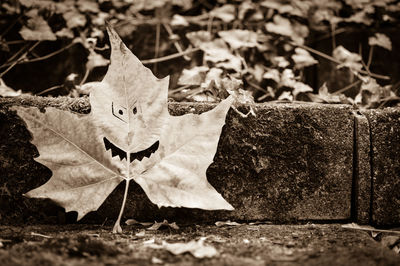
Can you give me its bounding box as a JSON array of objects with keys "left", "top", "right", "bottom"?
[{"left": 103, "top": 137, "right": 159, "bottom": 163}]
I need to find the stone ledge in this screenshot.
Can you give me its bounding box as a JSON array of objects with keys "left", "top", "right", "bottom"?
[{"left": 0, "top": 96, "right": 397, "bottom": 225}]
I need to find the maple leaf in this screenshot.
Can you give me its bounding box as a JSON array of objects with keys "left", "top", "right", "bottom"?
[{"left": 14, "top": 26, "right": 234, "bottom": 233}]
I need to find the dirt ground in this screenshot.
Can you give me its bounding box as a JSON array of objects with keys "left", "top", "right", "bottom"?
[{"left": 0, "top": 223, "right": 399, "bottom": 266}]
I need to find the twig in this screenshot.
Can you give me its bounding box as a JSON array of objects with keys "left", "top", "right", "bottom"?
[
  {"left": 4, "top": 40, "right": 26, "bottom": 45},
  {"left": 22, "top": 42, "right": 76, "bottom": 64},
  {"left": 331, "top": 24, "right": 336, "bottom": 50},
  {"left": 163, "top": 23, "right": 190, "bottom": 61},
  {"left": 141, "top": 47, "right": 200, "bottom": 64},
  {"left": 36, "top": 85, "right": 62, "bottom": 96},
  {"left": 290, "top": 42, "right": 390, "bottom": 80},
  {"left": 4, "top": 43, "right": 29, "bottom": 65},
  {"left": 0, "top": 15, "right": 22, "bottom": 38},
  {"left": 207, "top": 14, "right": 214, "bottom": 33},
  {"left": 0, "top": 41, "right": 40, "bottom": 79},
  {"left": 80, "top": 68, "right": 90, "bottom": 86},
  {"left": 333, "top": 80, "right": 361, "bottom": 95},
  {"left": 31, "top": 232, "right": 53, "bottom": 239},
  {"left": 245, "top": 77, "right": 269, "bottom": 94},
  {"left": 168, "top": 84, "right": 192, "bottom": 95},
  {"left": 0, "top": 42, "right": 76, "bottom": 69},
  {"left": 359, "top": 44, "right": 372, "bottom": 76},
  {"left": 367, "top": 45, "right": 374, "bottom": 69}
]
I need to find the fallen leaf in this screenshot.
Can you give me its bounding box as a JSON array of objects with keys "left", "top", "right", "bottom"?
[
  {"left": 292, "top": 48, "right": 318, "bottom": 69},
  {"left": 171, "top": 14, "right": 189, "bottom": 27},
  {"left": 149, "top": 237, "right": 219, "bottom": 258},
  {"left": 0, "top": 79, "right": 22, "bottom": 97},
  {"left": 263, "top": 68, "right": 280, "bottom": 83},
  {"left": 178, "top": 66, "right": 209, "bottom": 86},
  {"left": 369, "top": 33, "right": 392, "bottom": 51},
  {"left": 307, "top": 83, "right": 343, "bottom": 104},
  {"left": 343, "top": 6, "right": 374, "bottom": 26},
  {"left": 63, "top": 10, "right": 87, "bottom": 29},
  {"left": 272, "top": 56, "right": 290, "bottom": 68},
  {"left": 280, "top": 69, "right": 313, "bottom": 98},
  {"left": 55, "top": 28, "right": 74, "bottom": 39},
  {"left": 218, "top": 30, "right": 258, "bottom": 50},
  {"left": 19, "top": 16, "right": 56, "bottom": 41},
  {"left": 342, "top": 223, "right": 400, "bottom": 235},
  {"left": 381, "top": 235, "right": 400, "bottom": 248},
  {"left": 215, "top": 220, "right": 241, "bottom": 227},
  {"left": 15, "top": 26, "right": 234, "bottom": 233},
  {"left": 332, "top": 46, "right": 363, "bottom": 71},
  {"left": 210, "top": 4, "right": 236, "bottom": 23},
  {"left": 151, "top": 257, "right": 164, "bottom": 264},
  {"left": 278, "top": 91, "right": 293, "bottom": 101},
  {"left": 77, "top": 0, "right": 99, "bottom": 13},
  {"left": 135, "top": 230, "right": 146, "bottom": 237},
  {"left": 125, "top": 219, "right": 152, "bottom": 226},
  {"left": 147, "top": 220, "right": 180, "bottom": 231},
  {"left": 186, "top": 32, "right": 240, "bottom": 70},
  {"left": 354, "top": 77, "right": 396, "bottom": 108},
  {"left": 86, "top": 50, "right": 110, "bottom": 71},
  {"left": 265, "top": 15, "right": 309, "bottom": 44}
]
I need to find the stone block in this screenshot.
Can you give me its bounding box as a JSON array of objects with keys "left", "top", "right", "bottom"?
[
  {"left": 0, "top": 97, "right": 354, "bottom": 224},
  {"left": 363, "top": 108, "right": 400, "bottom": 226}
]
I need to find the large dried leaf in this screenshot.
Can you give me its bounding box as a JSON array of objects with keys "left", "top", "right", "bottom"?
[{"left": 15, "top": 26, "right": 233, "bottom": 230}]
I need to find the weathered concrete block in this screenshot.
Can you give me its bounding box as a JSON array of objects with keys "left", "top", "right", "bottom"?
[
  {"left": 0, "top": 96, "right": 354, "bottom": 224},
  {"left": 353, "top": 112, "right": 371, "bottom": 224},
  {"left": 363, "top": 108, "right": 400, "bottom": 226}
]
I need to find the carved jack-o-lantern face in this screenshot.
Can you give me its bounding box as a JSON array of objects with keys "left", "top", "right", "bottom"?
[
  {"left": 89, "top": 27, "right": 169, "bottom": 166},
  {"left": 101, "top": 100, "right": 159, "bottom": 162}
]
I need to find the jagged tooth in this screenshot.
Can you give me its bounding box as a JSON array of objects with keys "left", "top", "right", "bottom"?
[
  {"left": 119, "top": 152, "right": 127, "bottom": 161},
  {"left": 137, "top": 153, "right": 145, "bottom": 162},
  {"left": 111, "top": 148, "right": 118, "bottom": 157},
  {"left": 103, "top": 137, "right": 111, "bottom": 151}
]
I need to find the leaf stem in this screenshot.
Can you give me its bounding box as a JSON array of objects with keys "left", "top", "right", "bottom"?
[{"left": 113, "top": 179, "right": 130, "bottom": 234}]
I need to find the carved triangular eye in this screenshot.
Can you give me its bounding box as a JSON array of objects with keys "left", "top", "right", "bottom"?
[
  {"left": 132, "top": 107, "right": 137, "bottom": 115},
  {"left": 112, "top": 102, "right": 127, "bottom": 123}
]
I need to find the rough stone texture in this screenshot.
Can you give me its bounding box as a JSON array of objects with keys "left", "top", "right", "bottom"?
[
  {"left": 353, "top": 112, "right": 371, "bottom": 224},
  {"left": 0, "top": 96, "right": 354, "bottom": 224},
  {"left": 1, "top": 224, "right": 399, "bottom": 266},
  {"left": 363, "top": 108, "right": 400, "bottom": 226}
]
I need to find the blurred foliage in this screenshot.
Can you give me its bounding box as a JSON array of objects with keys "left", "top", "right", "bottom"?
[{"left": 1, "top": 0, "right": 400, "bottom": 108}]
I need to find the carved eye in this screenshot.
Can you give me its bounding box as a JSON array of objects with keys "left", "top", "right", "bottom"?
[
  {"left": 132, "top": 107, "right": 137, "bottom": 115},
  {"left": 112, "top": 102, "right": 127, "bottom": 123}
]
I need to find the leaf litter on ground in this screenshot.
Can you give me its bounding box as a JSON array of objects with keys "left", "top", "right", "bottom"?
[
  {"left": 146, "top": 220, "right": 180, "bottom": 231},
  {"left": 215, "top": 220, "right": 241, "bottom": 227},
  {"left": 146, "top": 237, "right": 219, "bottom": 258},
  {"left": 342, "top": 223, "right": 400, "bottom": 253}
]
